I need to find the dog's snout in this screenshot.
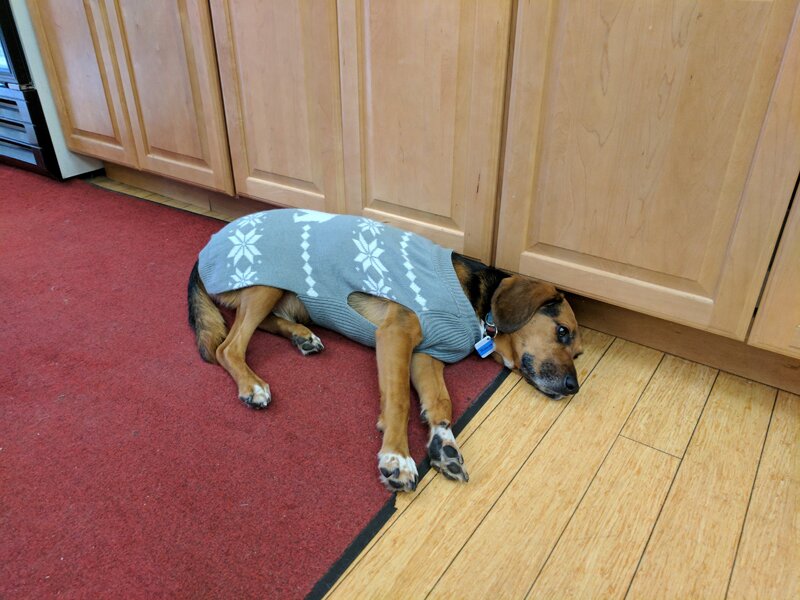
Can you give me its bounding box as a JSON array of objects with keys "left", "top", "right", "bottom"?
[{"left": 563, "top": 373, "right": 579, "bottom": 395}]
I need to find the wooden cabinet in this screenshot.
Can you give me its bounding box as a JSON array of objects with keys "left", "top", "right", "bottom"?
[
  {"left": 210, "top": 0, "right": 511, "bottom": 262},
  {"left": 337, "top": 0, "right": 512, "bottom": 261},
  {"left": 749, "top": 199, "right": 800, "bottom": 359},
  {"left": 25, "top": 0, "right": 800, "bottom": 356},
  {"left": 28, "top": 0, "right": 233, "bottom": 193},
  {"left": 209, "top": 0, "right": 343, "bottom": 213},
  {"left": 106, "top": 0, "right": 232, "bottom": 193},
  {"left": 495, "top": 0, "right": 800, "bottom": 339},
  {"left": 27, "top": 0, "right": 138, "bottom": 167},
  {"left": 747, "top": 9, "right": 800, "bottom": 359}
]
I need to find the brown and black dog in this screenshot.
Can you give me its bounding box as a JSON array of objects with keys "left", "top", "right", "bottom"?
[{"left": 187, "top": 222, "right": 582, "bottom": 492}]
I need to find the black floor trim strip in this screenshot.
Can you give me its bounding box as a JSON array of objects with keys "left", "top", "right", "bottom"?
[{"left": 306, "top": 367, "right": 511, "bottom": 600}]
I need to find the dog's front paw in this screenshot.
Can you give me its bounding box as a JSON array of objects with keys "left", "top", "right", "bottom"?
[
  {"left": 292, "top": 333, "right": 324, "bottom": 356},
  {"left": 378, "top": 452, "right": 418, "bottom": 493},
  {"left": 428, "top": 425, "right": 469, "bottom": 482},
  {"left": 240, "top": 382, "right": 271, "bottom": 409}
]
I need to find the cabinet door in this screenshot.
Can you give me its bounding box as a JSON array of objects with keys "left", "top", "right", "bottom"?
[
  {"left": 749, "top": 198, "right": 800, "bottom": 359},
  {"left": 209, "top": 0, "right": 344, "bottom": 211},
  {"left": 105, "top": 0, "right": 233, "bottom": 194},
  {"left": 496, "top": 0, "right": 800, "bottom": 338},
  {"left": 339, "top": 0, "right": 512, "bottom": 262},
  {"left": 27, "top": 0, "right": 138, "bottom": 167}
]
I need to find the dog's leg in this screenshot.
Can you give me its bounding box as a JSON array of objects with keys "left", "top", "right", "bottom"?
[
  {"left": 410, "top": 353, "right": 469, "bottom": 482},
  {"left": 216, "top": 286, "right": 283, "bottom": 409},
  {"left": 258, "top": 315, "right": 324, "bottom": 356},
  {"left": 375, "top": 303, "right": 422, "bottom": 492}
]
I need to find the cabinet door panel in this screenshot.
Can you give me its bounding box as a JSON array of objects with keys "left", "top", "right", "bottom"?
[
  {"left": 210, "top": 0, "right": 343, "bottom": 211},
  {"left": 27, "top": 0, "right": 137, "bottom": 166},
  {"left": 496, "top": 0, "right": 800, "bottom": 337},
  {"left": 108, "top": 0, "right": 233, "bottom": 193},
  {"left": 339, "top": 0, "right": 512, "bottom": 261},
  {"left": 749, "top": 199, "right": 800, "bottom": 359}
]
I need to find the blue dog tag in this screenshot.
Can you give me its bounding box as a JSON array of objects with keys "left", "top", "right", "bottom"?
[{"left": 474, "top": 336, "right": 495, "bottom": 358}]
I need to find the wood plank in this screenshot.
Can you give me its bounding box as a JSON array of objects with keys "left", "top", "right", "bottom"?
[
  {"left": 326, "top": 329, "right": 614, "bottom": 599},
  {"left": 569, "top": 293, "right": 800, "bottom": 396},
  {"left": 622, "top": 355, "right": 717, "bottom": 456},
  {"left": 627, "top": 373, "right": 776, "bottom": 600},
  {"left": 728, "top": 390, "right": 800, "bottom": 600},
  {"left": 529, "top": 437, "right": 679, "bottom": 599},
  {"left": 428, "top": 339, "right": 663, "bottom": 599}
]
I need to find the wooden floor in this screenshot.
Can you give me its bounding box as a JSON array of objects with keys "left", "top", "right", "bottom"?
[
  {"left": 326, "top": 330, "right": 799, "bottom": 600},
  {"left": 89, "top": 175, "right": 235, "bottom": 222},
  {"left": 91, "top": 175, "right": 798, "bottom": 599}
]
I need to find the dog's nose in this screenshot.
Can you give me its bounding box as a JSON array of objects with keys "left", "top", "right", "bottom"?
[{"left": 563, "top": 373, "right": 579, "bottom": 395}]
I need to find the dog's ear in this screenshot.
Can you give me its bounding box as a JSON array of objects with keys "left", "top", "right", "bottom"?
[{"left": 491, "top": 276, "right": 563, "bottom": 333}]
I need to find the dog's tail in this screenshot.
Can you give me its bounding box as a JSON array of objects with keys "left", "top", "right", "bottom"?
[{"left": 187, "top": 261, "right": 227, "bottom": 364}]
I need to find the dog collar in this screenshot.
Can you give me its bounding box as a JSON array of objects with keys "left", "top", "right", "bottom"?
[{"left": 482, "top": 312, "right": 498, "bottom": 338}]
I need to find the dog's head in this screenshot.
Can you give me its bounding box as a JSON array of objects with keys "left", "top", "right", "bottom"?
[{"left": 490, "top": 276, "right": 582, "bottom": 400}]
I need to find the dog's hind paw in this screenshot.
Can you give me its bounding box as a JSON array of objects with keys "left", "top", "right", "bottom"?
[
  {"left": 240, "top": 383, "right": 271, "bottom": 409},
  {"left": 292, "top": 333, "right": 324, "bottom": 356},
  {"left": 378, "top": 452, "right": 418, "bottom": 493},
  {"left": 428, "top": 425, "right": 469, "bottom": 483}
]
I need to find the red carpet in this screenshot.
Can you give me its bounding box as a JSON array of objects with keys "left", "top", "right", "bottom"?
[{"left": 0, "top": 166, "right": 503, "bottom": 599}]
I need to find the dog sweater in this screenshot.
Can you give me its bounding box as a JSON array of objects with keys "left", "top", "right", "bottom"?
[{"left": 197, "top": 209, "right": 483, "bottom": 363}]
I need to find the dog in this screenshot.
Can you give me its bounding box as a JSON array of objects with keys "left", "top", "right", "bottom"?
[{"left": 188, "top": 209, "right": 582, "bottom": 492}]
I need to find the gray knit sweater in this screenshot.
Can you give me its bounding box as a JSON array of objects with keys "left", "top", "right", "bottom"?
[{"left": 197, "top": 209, "right": 482, "bottom": 363}]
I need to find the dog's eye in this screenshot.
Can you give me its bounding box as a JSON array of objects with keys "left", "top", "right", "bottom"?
[{"left": 557, "top": 325, "right": 570, "bottom": 340}]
